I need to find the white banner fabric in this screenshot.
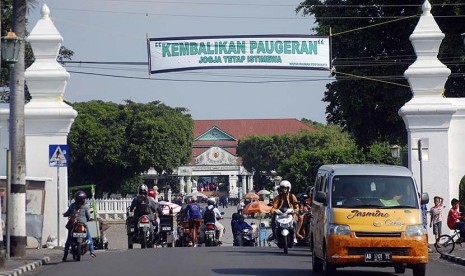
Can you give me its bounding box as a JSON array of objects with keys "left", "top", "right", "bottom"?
[{"left": 148, "top": 35, "right": 331, "bottom": 74}]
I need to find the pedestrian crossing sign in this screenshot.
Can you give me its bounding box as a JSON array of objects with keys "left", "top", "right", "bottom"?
[{"left": 49, "top": 145, "right": 69, "bottom": 167}]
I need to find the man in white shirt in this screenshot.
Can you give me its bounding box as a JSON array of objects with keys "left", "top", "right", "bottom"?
[{"left": 200, "top": 198, "right": 225, "bottom": 244}]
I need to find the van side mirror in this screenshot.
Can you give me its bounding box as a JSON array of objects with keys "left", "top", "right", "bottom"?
[
  {"left": 420, "top": 193, "right": 429, "bottom": 205},
  {"left": 315, "top": 191, "right": 327, "bottom": 204}
]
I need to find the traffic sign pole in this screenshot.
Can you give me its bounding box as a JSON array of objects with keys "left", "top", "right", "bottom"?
[
  {"left": 49, "top": 145, "right": 68, "bottom": 247},
  {"left": 57, "top": 165, "right": 60, "bottom": 247}
]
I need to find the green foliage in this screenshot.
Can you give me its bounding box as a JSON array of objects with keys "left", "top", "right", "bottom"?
[
  {"left": 297, "top": 0, "right": 465, "bottom": 147},
  {"left": 68, "top": 100, "right": 193, "bottom": 195},
  {"left": 239, "top": 123, "right": 401, "bottom": 194},
  {"left": 120, "top": 175, "right": 144, "bottom": 196},
  {"left": 460, "top": 177, "right": 465, "bottom": 211}
]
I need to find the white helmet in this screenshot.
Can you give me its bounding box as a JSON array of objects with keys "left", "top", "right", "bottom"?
[
  {"left": 279, "top": 180, "right": 292, "bottom": 191},
  {"left": 207, "top": 197, "right": 216, "bottom": 205},
  {"left": 138, "top": 184, "right": 148, "bottom": 195}
]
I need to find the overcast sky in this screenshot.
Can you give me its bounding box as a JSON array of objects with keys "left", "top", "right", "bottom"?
[{"left": 29, "top": 0, "right": 333, "bottom": 123}]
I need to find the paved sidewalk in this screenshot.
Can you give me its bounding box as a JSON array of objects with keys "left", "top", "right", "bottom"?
[
  {"left": 0, "top": 248, "right": 63, "bottom": 276},
  {"left": 438, "top": 243, "right": 465, "bottom": 266}
]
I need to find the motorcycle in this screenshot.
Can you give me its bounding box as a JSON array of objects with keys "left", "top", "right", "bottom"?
[
  {"left": 156, "top": 207, "right": 176, "bottom": 247},
  {"left": 237, "top": 227, "right": 256, "bottom": 246},
  {"left": 204, "top": 222, "right": 220, "bottom": 247},
  {"left": 273, "top": 208, "right": 295, "bottom": 254},
  {"left": 70, "top": 222, "right": 89, "bottom": 261},
  {"left": 175, "top": 221, "right": 193, "bottom": 247},
  {"left": 126, "top": 208, "right": 155, "bottom": 249}
]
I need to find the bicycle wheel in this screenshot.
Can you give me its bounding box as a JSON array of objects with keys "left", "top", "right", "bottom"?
[{"left": 435, "top": 234, "right": 455, "bottom": 254}]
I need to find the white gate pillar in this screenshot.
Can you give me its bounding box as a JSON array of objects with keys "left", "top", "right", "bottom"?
[
  {"left": 186, "top": 176, "right": 193, "bottom": 193},
  {"left": 179, "top": 176, "right": 186, "bottom": 194},
  {"left": 248, "top": 175, "right": 254, "bottom": 192},
  {"left": 399, "top": 1, "right": 456, "bottom": 240}
]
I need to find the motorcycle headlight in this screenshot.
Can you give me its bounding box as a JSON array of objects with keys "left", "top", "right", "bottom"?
[
  {"left": 405, "top": 225, "right": 427, "bottom": 237},
  {"left": 328, "top": 224, "right": 351, "bottom": 236}
]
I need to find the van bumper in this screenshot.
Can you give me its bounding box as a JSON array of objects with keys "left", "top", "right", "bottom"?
[{"left": 326, "top": 235, "right": 428, "bottom": 266}]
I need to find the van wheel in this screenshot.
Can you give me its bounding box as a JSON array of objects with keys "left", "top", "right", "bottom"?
[
  {"left": 322, "top": 244, "right": 336, "bottom": 276},
  {"left": 394, "top": 265, "right": 405, "bottom": 274},
  {"left": 412, "top": 264, "right": 426, "bottom": 276},
  {"left": 312, "top": 249, "right": 323, "bottom": 272}
]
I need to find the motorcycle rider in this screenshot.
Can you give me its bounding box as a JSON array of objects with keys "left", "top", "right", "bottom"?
[
  {"left": 199, "top": 198, "right": 225, "bottom": 244},
  {"left": 62, "top": 190, "right": 96, "bottom": 262},
  {"left": 232, "top": 215, "right": 252, "bottom": 246},
  {"left": 129, "top": 184, "right": 158, "bottom": 236},
  {"left": 269, "top": 180, "right": 300, "bottom": 243},
  {"left": 185, "top": 196, "right": 203, "bottom": 247}
]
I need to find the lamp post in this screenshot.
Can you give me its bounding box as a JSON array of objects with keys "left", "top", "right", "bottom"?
[
  {"left": 390, "top": 145, "right": 401, "bottom": 160},
  {"left": 1, "top": 30, "right": 22, "bottom": 261}
]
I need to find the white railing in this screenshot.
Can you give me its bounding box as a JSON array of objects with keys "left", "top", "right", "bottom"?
[{"left": 93, "top": 198, "right": 132, "bottom": 221}]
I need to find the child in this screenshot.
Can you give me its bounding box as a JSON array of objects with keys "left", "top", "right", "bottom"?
[
  {"left": 429, "top": 196, "right": 443, "bottom": 241},
  {"left": 447, "top": 198, "right": 465, "bottom": 243}
]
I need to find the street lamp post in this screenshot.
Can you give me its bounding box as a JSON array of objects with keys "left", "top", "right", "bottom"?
[
  {"left": 390, "top": 145, "right": 401, "bottom": 160},
  {"left": 1, "top": 30, "right": 22, "bottom": 261}
]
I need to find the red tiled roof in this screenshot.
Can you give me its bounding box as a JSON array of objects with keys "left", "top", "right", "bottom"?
[
  {"left": 194, "top": 118, "right": 314, "bottom": 140},
  {"left": 189, "top": 119, "right": 315, "bottom": 165}
]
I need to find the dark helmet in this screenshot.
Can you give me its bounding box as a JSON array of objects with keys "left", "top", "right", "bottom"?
[
  {"left": 74, "top": 190, "right": 86, "bottom": 204},
  {"left": 138, "top": 184, "right": 148, "bottom": 195}
]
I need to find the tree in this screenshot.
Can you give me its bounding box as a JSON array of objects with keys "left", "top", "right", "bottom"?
[
  {"left": 278, "top": 125, "right": 362, "bottom": 192},
  {"left": 68, "top": 100, "right": 193, "bottom": 196},
  {"left": 297, "top": 0, "right": 465, "bottom": 147}
]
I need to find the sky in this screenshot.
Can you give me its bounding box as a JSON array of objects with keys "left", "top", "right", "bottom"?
[{"left": 28, "top": 0, "right": 333, "bottom": 123}]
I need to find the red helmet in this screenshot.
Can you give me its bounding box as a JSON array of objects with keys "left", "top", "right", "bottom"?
[{"left": 148, "top": 189, "right": 156, "bottom": 198}]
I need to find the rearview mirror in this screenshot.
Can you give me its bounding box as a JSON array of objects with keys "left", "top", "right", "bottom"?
[
  {"left": 315, "top": 191, "right": 327, "bottom": 204},
  {"left": 420, "top": 193, "right": 429, "bottom": 205}
]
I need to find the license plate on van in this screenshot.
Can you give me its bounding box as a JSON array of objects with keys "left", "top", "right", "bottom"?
[{"left": 364, "top": 252, "right": 392, "bottom": 262}]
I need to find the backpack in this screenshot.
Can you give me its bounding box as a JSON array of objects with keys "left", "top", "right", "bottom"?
[
  {"left": 135, "top": 195, "right": 151, "bottom": 215},
  {"left": 203, "top": 206, "right": 216, "bottom": 223}
]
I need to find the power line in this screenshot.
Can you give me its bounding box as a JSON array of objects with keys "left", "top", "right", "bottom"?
[
  {"left": 67, "top": 70, "right": 335, "bottom": 83},
  {"left": 52, "top": 7, "right": 465, "bottom": 20},
  {"left": 100, "top": 0, "right": 465, "bottom": 8}
]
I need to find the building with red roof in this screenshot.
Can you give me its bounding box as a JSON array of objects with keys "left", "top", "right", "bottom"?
[{"left": 175, "top": 118, "right": 314, "bottom": 198}]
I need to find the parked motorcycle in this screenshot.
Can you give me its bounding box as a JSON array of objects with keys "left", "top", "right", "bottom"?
[
  {"left": 126, "top": 208, "right": 155, "bottom": 249},
  {"left": 274, "top": 207, "right": 295, "bottom": 254},
  {"left": 70, "top": 222, "right": 89, "bottom": 261}
]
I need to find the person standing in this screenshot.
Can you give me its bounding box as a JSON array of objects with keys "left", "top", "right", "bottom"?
[
  {"left": 186, "top": 196, "right": 203, "bottom": 246},
  {"left": 429, "top": 196, "right": 444, "bottom": 241}
]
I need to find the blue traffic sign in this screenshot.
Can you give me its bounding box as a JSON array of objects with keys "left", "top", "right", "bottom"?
[{"left": 49, "top": 145, "right": 69, "bottom": 167}]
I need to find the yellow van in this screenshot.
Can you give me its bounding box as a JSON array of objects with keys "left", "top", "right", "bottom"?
[{"left": 311, "top": 164, "right": 429, "bottom": 276}]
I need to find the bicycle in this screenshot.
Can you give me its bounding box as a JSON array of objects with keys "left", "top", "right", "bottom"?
[{"left": 434, "top": 229, "right": 463, "bottom": 254}]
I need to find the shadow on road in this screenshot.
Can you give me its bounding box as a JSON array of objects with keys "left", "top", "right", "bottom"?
[{"left": 213, "top": 268, "right": 395, "bottom": 276}]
